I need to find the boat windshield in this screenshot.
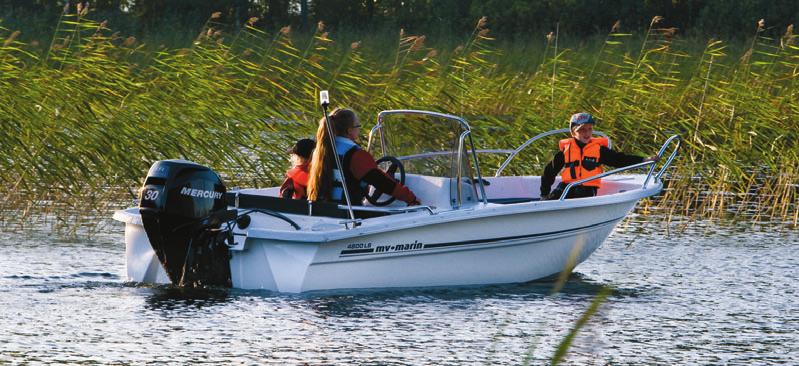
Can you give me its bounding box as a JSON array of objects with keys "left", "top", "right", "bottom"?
[{"left": 367, "top": 110, "right": 482, "bottom": 207}]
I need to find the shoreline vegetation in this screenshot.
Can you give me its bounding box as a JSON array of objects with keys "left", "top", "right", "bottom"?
[{"left": 0, "top": 7, "right": 797, "bottom": 231}]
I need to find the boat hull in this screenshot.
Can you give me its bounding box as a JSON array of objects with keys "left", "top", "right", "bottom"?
[{"left": 116, "top": 198, "right": 637, "bottom": 292}]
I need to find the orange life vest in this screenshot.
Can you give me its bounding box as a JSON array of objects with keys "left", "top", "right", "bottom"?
[
  {"left": 558, "top": 137, "right": 609, "bottom": 188},
  {"left": 283, "top": 163, "right": 310, "bottom": 199}
]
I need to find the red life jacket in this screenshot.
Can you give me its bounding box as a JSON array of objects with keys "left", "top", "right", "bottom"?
[
  {"left": 281, "top": 163, "right": 310, "bottom": 199},
  {"left": 558, "top": 137, "right": 609, "bottom": 188}
]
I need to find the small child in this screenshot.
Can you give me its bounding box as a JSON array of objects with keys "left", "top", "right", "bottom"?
[
  {"left": 279, "top": 138, "right": 315, "bottom": 199},
  {"left": 541, "top": 113, "right": 657, "bottom": 200}
]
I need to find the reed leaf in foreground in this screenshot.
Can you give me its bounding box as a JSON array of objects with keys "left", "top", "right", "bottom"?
[{"left": 550, "top": 286, "right": 613, "bottom": 365}]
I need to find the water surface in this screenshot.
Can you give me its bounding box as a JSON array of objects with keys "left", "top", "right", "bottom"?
[{"left": 1, "top": 214, "right": 797, "bottom": 364}]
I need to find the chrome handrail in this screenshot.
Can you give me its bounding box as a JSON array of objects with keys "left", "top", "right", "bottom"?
[
  {"left": 338, "top": 204, "right": 436, "bottom": 215},
  {"left": 392, "top": 149, "right": 514, "bottom": 161},
  {"left": 644, "top": 135, "right": 681, "bottom": 188},
  {"left": 558, "top": 134, "right": 681, "bottom": 200},
  {"left": 559, "top": 161, "right": 654, "bottom": 201},
  {"left": 495, "top": 128, "right": 612, "bottom": 176}
]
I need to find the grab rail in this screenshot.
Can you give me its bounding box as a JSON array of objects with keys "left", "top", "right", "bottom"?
[
  {"left": 643, "top": 135, "right": 681, "bottom": 188},
  {"left": 338, "top": 204, "right": 436, "bottom": 215},
  {"left": 394, "top": 149, "right": 514, "bottom": 161},
  {"left": 558, "top": 134, "right": 681, "bottom": 200},
  {"left": 558, "top": 161, "right": 654, "bottom": 201},
  {"left": 495, "top": 128, "right": 611, "bottom": 176}
]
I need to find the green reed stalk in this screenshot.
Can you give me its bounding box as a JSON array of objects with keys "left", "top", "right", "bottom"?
[{"left": 0, "top": 12, "right": 796, "bottom": 228}]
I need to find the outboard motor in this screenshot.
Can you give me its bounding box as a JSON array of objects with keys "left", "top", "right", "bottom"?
[{"left": 139, "top": 160, "right": 234, "bottom": 288}]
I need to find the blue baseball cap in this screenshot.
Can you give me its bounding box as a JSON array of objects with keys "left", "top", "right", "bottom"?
[{"left": 569, "top": 113, "right": 595, "bottom": 129}]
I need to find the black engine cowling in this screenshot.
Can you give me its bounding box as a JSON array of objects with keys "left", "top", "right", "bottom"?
[{"left": 139, "top": 159, "right": 233, "bottom": 288}]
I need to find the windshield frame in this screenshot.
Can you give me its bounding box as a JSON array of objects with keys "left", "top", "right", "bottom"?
[{"left": 366, "top": 110, "right": 488, "bottom": 208}]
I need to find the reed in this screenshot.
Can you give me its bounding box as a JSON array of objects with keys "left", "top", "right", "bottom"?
[{"left": 0, "top": 11, "right": 797, "bottom": 229}]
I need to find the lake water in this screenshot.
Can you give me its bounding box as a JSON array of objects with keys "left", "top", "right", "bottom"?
[{"left": 1, "top": 213, "right": 797, "bottom": 365}]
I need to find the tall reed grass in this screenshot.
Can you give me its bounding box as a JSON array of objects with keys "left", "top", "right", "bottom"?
[{"left": 0, "top": 9, "right": 796, "bottom": 229}]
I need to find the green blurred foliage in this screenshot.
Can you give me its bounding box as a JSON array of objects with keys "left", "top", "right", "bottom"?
[{"left": 1, "top": 0, "right": 797, "bottom": 43}]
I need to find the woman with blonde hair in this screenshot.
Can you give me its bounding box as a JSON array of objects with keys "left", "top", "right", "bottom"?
[{"left": 307, "top": 108, "right": 419, "bottom": 206}]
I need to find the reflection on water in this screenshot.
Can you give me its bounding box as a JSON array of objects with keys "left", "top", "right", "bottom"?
[
  {"left": 144, "top": 287, "right": 232, "bottom": 312},
  {"left": 1, "top": 215, "right": 797, "bottom": 364}
]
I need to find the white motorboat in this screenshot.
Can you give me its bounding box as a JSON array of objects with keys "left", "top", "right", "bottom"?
[{"left": 113, "top": 109, "right": 680, "bottom": 293}]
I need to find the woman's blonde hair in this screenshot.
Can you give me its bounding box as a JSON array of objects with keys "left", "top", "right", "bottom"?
[{"left": 306, "top": 108, "right": 358, "bottom": 201}]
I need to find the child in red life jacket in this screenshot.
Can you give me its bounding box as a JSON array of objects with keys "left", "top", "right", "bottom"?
[
  {"left": 280, "top": 138, "right": 315, "bottom": 199},
  {"left": 540, "top": 113, "right": 658, "bottom": 200}
]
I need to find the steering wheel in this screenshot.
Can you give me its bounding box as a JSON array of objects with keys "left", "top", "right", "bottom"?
[{"left": 365, "top": 156, "right": 405, "bottom": 206}]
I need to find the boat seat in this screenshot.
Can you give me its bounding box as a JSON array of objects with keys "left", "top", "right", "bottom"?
[{"left": 224, "top": 192, "right": 389, "bottom": 219}]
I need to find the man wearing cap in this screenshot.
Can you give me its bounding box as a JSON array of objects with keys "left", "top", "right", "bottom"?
[
  {"left": 541, "top": 113, "right": 658, "bottom": 200},
  {"left": 280, "top": 138, "right": 315, "bottom": 199}
]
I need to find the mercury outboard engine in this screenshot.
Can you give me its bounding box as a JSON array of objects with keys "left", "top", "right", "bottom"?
[{"left": 139, "top": 160, "right": 234, "bottom": 288}]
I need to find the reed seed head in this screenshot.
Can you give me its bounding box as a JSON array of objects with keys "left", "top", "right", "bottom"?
[
  {"left": 247, "top": 17, "right": 258, "bottom": 26},
  {"left": 317, "top": 21, "right": 325, "bottom": 32},
  {"left": 422, "top": 49, "right": 438, "bottom": 62},
  {"left": 122, "top": 36, "right": 136, "bottom": 47},
  {"left": 546, "top": 31, "right": 554, "bottom": 44},
  {"left": 280, "top": 26, "right": 291, "bottom": 35},
  {"left": 477, "top": 16, "right": 487, "bottom": 30},
  {"left": 350, "top": 41, "right": 360, "bottom": 50},
  {"left": 784, "top": 25, "right": 795, "bottom": 47},
  {"left": 3, "top": 30, "right": 20, "bottom": 47},
  {"left": 211, "top": 12, "right": 222, "bottom": 20},
  {"left": 660, "top": 27, "right": 677, "bottom": 39},
  {"left": 611, "top": 20, "right": 621, "bottom": 33},
  {"left": 651, "top": 16, "right": 663, "bottom": 27},
  {"left": 410, "top": 35, "right": 426, "bottom": 52}
]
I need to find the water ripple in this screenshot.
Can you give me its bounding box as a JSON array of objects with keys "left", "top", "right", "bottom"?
[{"left": 1, "top": 216, "right": 797, "bottom": 364}]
